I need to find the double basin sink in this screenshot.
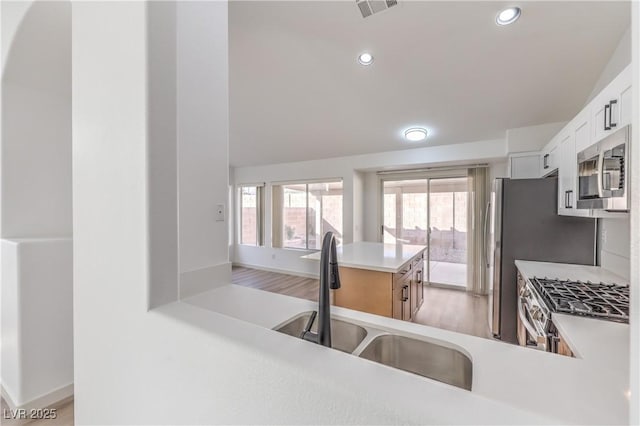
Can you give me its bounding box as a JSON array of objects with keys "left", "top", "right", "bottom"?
[{"left": 274, "top": 312, "right": 473, "bottom": 391}]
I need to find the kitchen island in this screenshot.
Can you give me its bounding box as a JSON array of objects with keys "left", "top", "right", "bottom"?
[{"left": 302, "top": 242, "right": 427, "bottom": 321}]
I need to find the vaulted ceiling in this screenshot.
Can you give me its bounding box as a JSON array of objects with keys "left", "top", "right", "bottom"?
[{"left": 229, "top": 1, "right": 630, "bottom": 167}]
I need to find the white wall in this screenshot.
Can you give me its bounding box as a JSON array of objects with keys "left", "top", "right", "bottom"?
[
  {"left": 147, "top": 1, "right": 178, "bottom": 308},
  {"left": 599, "top": 218, "right": 631, "bottom": 281},
  {"left": 177, "top": 2, "right": 231, "bottom": 297},
  {"left": 71, "top": 3, "right": 418, "bottom": 424},
  {"left": 1, "top": 1, "right": 31, "bottom": 75},
  {"left": 1, "top": 1, "right": 72, "bottom": 238},
  {"left": 72, "top": 1, "right": 152, "bottom": 420},
  {"left": 505, "top": 122, "right": 567, "bottom": 154},
  {"left": 362, "top": 171, "right": 380, "bottom": 243},
  {"left": 352, "top": 170, "right": 364, "bottom": 243},
  {"left": 1, "top": 238, "right": 73, "bottom": 409},
  {"left": 1, "top": 0, "right": 73, "bottom": 409},
  {"left": 588, "top": 26, "right": 631, "bottom": 104},
  {"left": 629, "top": 5, "right": 639, "bottom": 423},
  {"left": 233, "top": 139, "right": 507, "bottom": 276}
]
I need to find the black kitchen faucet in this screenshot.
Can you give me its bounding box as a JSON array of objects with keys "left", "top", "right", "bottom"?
[{"left": 301, "top": 232, "right": 341, "bottom": 348}]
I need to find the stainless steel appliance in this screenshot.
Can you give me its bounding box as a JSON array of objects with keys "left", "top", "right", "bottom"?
[
  {"left": 577, "top": 125, "right": 630, "bottom": 211},
  {"left": 516, "top": 272, "right": 550, "bottom": 350},
  {"left": 517, "top": 274, "right": 629, "bottom": 352},
  {"left": 488, "top": 178, "right": 596, "bottom": 343}
]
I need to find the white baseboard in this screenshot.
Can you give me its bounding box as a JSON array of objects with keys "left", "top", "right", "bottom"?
[
  {"left": 232, "top": 262, "right": 318, "bottom": 280},
  {"left": 1, "top": 382, "right": 73, "bottom": 413},
  {"left": 180, "top": 262, "right": 232, "bottom": 299}
]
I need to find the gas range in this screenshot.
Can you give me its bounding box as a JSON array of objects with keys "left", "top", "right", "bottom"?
[
  {"left": 516, "top": 274, "right": 629, "bottom": 353},
  {"left": 530, "top": 277, "right": 629, "bottom": 324}
]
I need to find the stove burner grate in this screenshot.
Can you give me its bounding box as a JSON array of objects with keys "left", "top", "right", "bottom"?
[{"left": 531, "top": 277, "right": 629, "bottom": 323}]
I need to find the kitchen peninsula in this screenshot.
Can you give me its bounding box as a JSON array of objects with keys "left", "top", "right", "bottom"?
[{"left": 302, "top": 242, "right": 427, "bottom": 321}]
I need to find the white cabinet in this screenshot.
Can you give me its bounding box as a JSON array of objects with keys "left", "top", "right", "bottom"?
[
  {"left": 544, "top": 64, "right": 631, "bottom": 218},
  {"left": 574, "top": 108, "right": 592, "bottom": 153},
  {"left": 509, "top": 152, "right": 541, "bottom": 179},
  {"left": 591, "top": 65, "right": 632, "bottom": 144},
  {"left": 557, "top": 120, "right": 591, "bottom": 217},
  {"left": 540, "top": 137, "right": 559, "bottom": 176},
  {"left": 557, "top": 130, "right": 576, "bottom": 215}
]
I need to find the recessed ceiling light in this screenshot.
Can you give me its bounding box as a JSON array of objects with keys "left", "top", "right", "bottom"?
[
  {"left": 496, "top": 7, "right": 521, "bottom": 26},
  {"left": 404, "top": 127, "right": 428, "bottom": 142},
  {"left": 358, "top": 52, "right": 374, "bottom": 66}
]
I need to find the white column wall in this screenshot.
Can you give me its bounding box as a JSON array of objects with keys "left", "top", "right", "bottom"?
[
  {"left": 177, "top": 2, "right": 231, "bottom": 297},
  {"left": 1, "top": 0, "right": 73, "bottom": 409}
]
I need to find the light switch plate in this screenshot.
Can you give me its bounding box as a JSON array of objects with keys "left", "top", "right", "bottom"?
[{"left": 216, "top": 204, "right": 225, "bottom": 222}]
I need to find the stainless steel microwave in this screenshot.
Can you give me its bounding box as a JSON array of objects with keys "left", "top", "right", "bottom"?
[{"left": 577, "top": 125, "right": 630, "bottom": 211}]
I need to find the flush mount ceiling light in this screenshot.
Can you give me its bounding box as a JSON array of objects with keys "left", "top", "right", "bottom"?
[
  {"left": 404, "top": 127, "right": 428, "bottom": 142},
  {"left": 358, "top": 52, "right": 374, "bottom": 66},
  {"left": 496, "top": 7, "right": 521, "bottom": 26}
]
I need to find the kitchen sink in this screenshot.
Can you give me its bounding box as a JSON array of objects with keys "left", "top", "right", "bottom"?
[
  {"left": 274, "top": 312, "right": 368, "bottom": 353},
  {"left": 275, "top": 313, "right": 472, "bottom": 391},
  {"left": 358, "top": 334, "right": 473, "bottom": 390}
]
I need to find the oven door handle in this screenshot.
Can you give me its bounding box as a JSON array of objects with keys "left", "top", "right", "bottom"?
[
  {"left": 597, "top": 150, "right": 605, "bottom": 198},
  {"left": 517, "top": 297, "right": 547, "bottom": 349}
]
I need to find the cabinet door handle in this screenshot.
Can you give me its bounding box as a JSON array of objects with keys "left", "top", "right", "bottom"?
[
  {"left": 609, "top": 99, "right": 617, "bottom": 128},
  {"left": 604, "top": 103, "right": 611, "bottom": 131},
  {"left": 567, "top": 190, "right": 573, "bottom": 209},
  {"left": 402, "top": 285, "right": 409, "bottom": 302},
  {"left": 543, "top": 154, "right": 549, "bottom": 169}
]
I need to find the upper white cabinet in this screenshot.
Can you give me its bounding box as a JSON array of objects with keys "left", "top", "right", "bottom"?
[
  {"left": 544, "top": 64, "right": 631, "bottom": 218},
  {"left": 591, "top": 65, "right": 632, "bottom": 145},
  {"left": 540, "top": 137, "right": 559, "bottom": 176},
  {"left": 557, "top": 112, "right": 591, "bottom": 217},
  {"left": 574, "top": 109, "right": 591, "bottom": 155},
  {"left": 509, "top": 152, "right": 542, "bottom": 179}
]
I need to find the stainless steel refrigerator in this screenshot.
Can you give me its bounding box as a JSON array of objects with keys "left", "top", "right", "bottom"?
[{"left": 488, "top": 177, "right": 596, "bottom": 344}]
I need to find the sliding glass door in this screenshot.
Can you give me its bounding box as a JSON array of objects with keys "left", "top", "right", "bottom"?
[
  {"left": 428, "top": 177, "right": 468, "bottom": 289},
  {"left": 382, "top": 176, "right": 469, "bottom": 289},
  {"left": 382, "top": 179, "right": 428, "bottom": 245}
]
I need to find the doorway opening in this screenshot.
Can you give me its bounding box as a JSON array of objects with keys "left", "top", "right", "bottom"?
[{"left": 382, "top": 176, "right": 469, "bottom": 289}]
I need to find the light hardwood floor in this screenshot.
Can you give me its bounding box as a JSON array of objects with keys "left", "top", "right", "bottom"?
[
  {"left": 413, "top": 286, "right": 492, "bottom": 338},
  {"left": 231, "top": 266, "right": 492, "bottom": 339},
  {"left": 232, "top": 266, "right": 320, "bottom": 301}
]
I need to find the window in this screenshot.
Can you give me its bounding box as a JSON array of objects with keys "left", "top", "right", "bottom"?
[
  {"left": 273, "top": 180, "right": 343, "bottom": 250},
  {"left": 238, "top": 184, "right": 264, "bottom": 246}
]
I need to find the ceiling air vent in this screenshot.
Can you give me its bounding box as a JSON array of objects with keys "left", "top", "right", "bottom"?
[{"left": 356, "top": 0, "right": 398, "bottom": 18}]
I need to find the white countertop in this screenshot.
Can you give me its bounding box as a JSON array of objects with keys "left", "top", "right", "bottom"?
[
  {"left": 183, "top": 279, "right": 629, "bottom": 424},
  {"left": 301, "top": 241, "right": 426, "bottom": 273},
  {"left": 514, "top": 260, "right": 629, "bottom": 285},
  {"left": 515, "top": 260, "right": 630, "bottom": 423}
]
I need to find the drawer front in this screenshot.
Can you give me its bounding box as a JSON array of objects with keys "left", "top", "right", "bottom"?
[{"left": 393, "top": 268, "right": 412, "bottom": 288}]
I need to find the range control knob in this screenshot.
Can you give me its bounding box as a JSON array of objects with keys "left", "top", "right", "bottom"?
[
  {"left": 519, "top": 286, "right": 531, "bottom": 298},
  {"left": 531, "top": 307, "right": 544, "bottom": 321}
]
